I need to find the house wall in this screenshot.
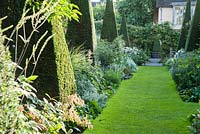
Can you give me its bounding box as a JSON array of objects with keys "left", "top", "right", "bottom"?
[
  {"left": 158, "top": 2, "right": 196, "bottom": 30},
  {"left": 158, "top": 7, "right": 173, "bottom": 24}
]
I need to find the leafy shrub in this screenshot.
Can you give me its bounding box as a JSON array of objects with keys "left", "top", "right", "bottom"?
[
  {"left": 95, "top": 40, "right": 117, "bottom": 67},
  {"left": 94, "top": 20, "right": 103, "bottom": 37},
  {"left": 94, "top": 37, "right": 124, "bottom": 68},
  {"left": 122, "top": 47, "right": 149, "bottom": 65},
  {"left": 92, "top": 3, "right": 105, "bottom": 21},
  {"left": 71, "top": 49, "right": 108, "bottom": 118},
  {"left": 0, "top": 43, "right": 92, "bottom": 134},
  {"left": 189, "top": 110, "right": 200, "bottom": 134},
  {"left": 108, "top": 57, "right": 138, "bottom": 80},
  {"left": 0, "top": 20, "right": 92, "bottom": 134},
  {"left": 179, "top": 86, "right": 200, "bottom": 102},
  {"left": 168, "top": 49, "right": 200, "bottom": 102},
  {"left": 104, "top": 69, "right": 122, "bottom": 88},
  {"left": 127, "top": 23, "right": 179, "bottom": 61},
  {"left": 164, "top": 49, "right": 185, "bottom": 68},
  {"left": 120, "top": 56, "right": 138, "bottom": 75},
  {"left": 170, "top": 50, "right": 200, "bottom": 90}
]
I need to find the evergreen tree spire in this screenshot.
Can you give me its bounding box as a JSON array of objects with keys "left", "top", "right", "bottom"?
[
  {"left": 185, "top": 0, "right": 200, "bottom": 51},
  {"left": 119, "top": 13, "right": 130, "bottom": 46},
  {"left": 52, "top": 16, "right": 77, "bottom": 103},
  {"left": 177, "top": 0, "right": 191, "bottom": 50},
  {"left": 101, "top": 0, "right": 118, "bottom": 42},
  {"left": 67, "top": 0, "right": 97, "bottom": 52}
]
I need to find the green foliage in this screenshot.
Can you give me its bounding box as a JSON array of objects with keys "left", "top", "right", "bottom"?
[
  {"left": 185, "top": 0, "right": 200, "bottom": 51},
  {"left": 128, "top": 23, "right": 179, "bottom": 60},
  {"left": 154, "top": 23, "right": 179, "bottom": 60},
  {"left": 1, "top": 0, "right": 82, "bottom": 100},
  {"left": 0, "top": 21, "right": 92, "bottom": 134},
  {"left": 71, "top": 49, "right": 108, "bottom": 119},
  {"left": 67, "top": 0, "right": 97, "bottom": 52},
  {"left": 92, "top": 3, "right": 106, "bottom": 21},
  {"left": 127, "top": 25, "right": 152, "bottom": 49},
  {"left": 122, "top": 47, "right": 149, "bottom": 66},
  {"left": 117, "top": 0, "right": 155, "bottom": 26},
  {"left": 94, "top": 20, "right": 103, "bottom": 37},
  {"left": 179, "top": 86, "right": 200, "bottom": 102},
  {"left": 94, "top": 37, "right": 138, "bottom": 83},
  {"left": 119, "top": 13, "right": 130, "bottom": 46},
  {"left": 85, "top": 66, "right": 199, "bottom": 134},
  {"left": 168, "top": 49, "right": 200, "bottom": 102},
  {"left": 101, "top": 0, "right": 118, "bottom": 42},
  {"left": 95, "top": 37, "right": 124, "bottom": 68},
  {"left": 120, "top": 56, "right": 138, "bottom": 76},
  {"left": 28, "top": 0, "right": 81, "bottom": 21},
  {"left": 92, "top": 3, "right": 105, "bottom": 38},
  {"left": 51, "top": 16, "right": 77, "bottom": 102},
  {"left": 189, "top": 110, "right": 200, "bottom": 134},
  {"left": 0, "top": 26, "right": 67, "bottom": 133},
  {"left": 178, "top": 0, "right": 191, "bottom": 50},
  {"left": 94, "top": 41, "right": 117, "bottom": 67},
  {"left": 104, "top": 69, "right": 122, "bottom": 88}
]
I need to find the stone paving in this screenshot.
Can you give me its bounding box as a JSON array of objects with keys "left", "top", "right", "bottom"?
[{"left": 145, "top": 58, "right": 163, "bottom": 66}]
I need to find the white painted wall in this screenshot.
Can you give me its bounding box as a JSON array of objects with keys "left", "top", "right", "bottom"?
[
  {"left": 158, "top": 3, "right": 196, "bottom": 30},
  {"left": 158, "top": 7, "right": 173, "bottom": 25}
]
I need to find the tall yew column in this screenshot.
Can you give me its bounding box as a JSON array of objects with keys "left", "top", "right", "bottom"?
[
  {"left": 101, "top": 0, "right": 118, "bottom": 42},
  {"left": 52, "top": 16, "right": 77, "bottom": 103},
  {"left": 185, "top": 0, "right": 200, "bottom": 51},
  {"left": 178, "top": 0, "right": 191, "bottom": 50},
  {"left": 67, "top": 0, "right": 97, "bottom": 52}
]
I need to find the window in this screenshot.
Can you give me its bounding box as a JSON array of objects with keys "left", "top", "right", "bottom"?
[
  {"left": 174, "top": 6, "right": 186, "bottom": 26},
  {"left": 173, "top": 4, "right": 196, "bottom": 26}
]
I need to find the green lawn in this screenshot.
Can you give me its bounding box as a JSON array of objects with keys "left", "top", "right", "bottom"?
[{"left": 84, "top": 66, "right": 199, "bottom": 134}]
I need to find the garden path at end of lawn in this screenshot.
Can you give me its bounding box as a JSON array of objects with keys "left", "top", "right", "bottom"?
[{"left": 84, "top": 66, "right": 199, "bottom": 134}]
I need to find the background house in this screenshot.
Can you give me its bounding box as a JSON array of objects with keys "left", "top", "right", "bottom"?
[
  {"left": 91, "top": 0, "right": 116, "bottom": 6},
  {"left": 91, "top": 0, "right": 103, "bottom": 6},
  {"left": 156, "top": 0, "right": 196, "bottom": 29}
]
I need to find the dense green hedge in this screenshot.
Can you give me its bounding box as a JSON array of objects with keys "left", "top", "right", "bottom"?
[
  {"left": 167, "top": 49, "right": 200, "bottom": 102},
  {"left": 127, "top": 23, "right": 179, "bottom": 60}
]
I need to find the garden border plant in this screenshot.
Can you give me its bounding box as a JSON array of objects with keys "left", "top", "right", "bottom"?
[{"left": 0, "top": 0, "right": 93, "bottom": 133}]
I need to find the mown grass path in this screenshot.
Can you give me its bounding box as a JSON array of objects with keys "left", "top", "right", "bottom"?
[{"left": 84, "top": 66, "right": 199, "bottom": 134}]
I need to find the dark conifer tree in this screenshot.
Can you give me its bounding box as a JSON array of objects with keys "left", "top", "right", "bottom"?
[
  {"left": 52, "top": 16, "right": 77, "bottom": 102},
  {"left": 119, "top": 13, "right": 130, "bottom": 46},
  {"left": 185, "top": 0, "right": 200, "bottom": 51},
  {"left": 101, "top": 0, "right": 118, "bottom": 42},
  {"left": 178, "top": 0, "right": 191, "bottom": 50},
  {"left": 67, "top": 0, "right": 97, "bottom": 52}
]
